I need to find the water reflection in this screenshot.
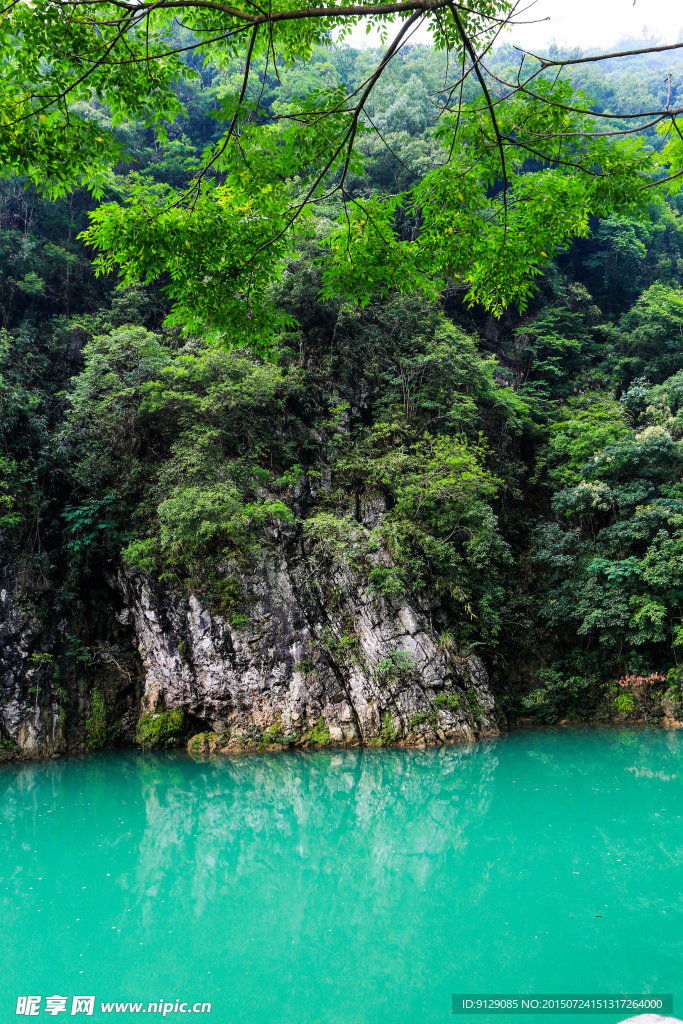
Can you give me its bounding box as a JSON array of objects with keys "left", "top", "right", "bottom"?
[
  {"left": 130, "top": 744, "right": 500, "bottom": 915},
  {"left": 0, "top": 732, "right": 682, "bottom": 1024}
]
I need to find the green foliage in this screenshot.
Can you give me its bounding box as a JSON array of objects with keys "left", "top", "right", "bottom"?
[
  {"left": 614, "top": 690, "right": 636, "bottom": 716},
  {"left": 517, "top": 670, "right": 596, "bottom": 723},
  {"left": 0, "top": 0, "right": 671, "bottom": 349},
  {"left": 85, "top": 688, "right": 119, "bottom": 749},
  {"left": 377, "top": 650, "right": 416, "bottom": 683},
  {"left": 318, "top": 625, "right": 360, "bottom": 662},
  {"left": 542, "top": 398, "right": 632, "bottom": 488},
  {"left": 614, "top": 283, "right": 683, "bottom": 383},
  {"left": 537, "top": 379, "right": 683, "bottom": 667},
  {"left": 63, "top": 496, "right": 118, "bottom": 562},
  {"left": 433, "top": 692, "right": 460, "bottom": 710},
  {"left": 325, "top": 80, "right": 651, "bottom": 317},
  {"left": 60, "top": 324, "right": 302, "bottom": 604},
  {"left": 136, "top": 708, "right": 186, "bottom": 750},
  {"left": 82, "top": 178, "right": 299, "bottom": 347},
  {"left": 308, "top": 305, "right": 518, "bottom": 647},
  {"left": 380, "top": 713, "right": 397, "bottom": 744},
  {"left": 260, "top": 720, "right": 292, "bottom": 748},
  {"left": 65, "top": 635, "right": 94, "bottom": 667},
  {"left": 187, "top": 732, "right": 226, "bottom": 754},
  {"left": 307, "top": 717, "right": 332, "bottom": 746},
  {"left": 367, "top": 566, "right": 404, "bottom": 596},
  {"left": 4, "top": 39, "right": 683, "bottom": 730},
  {"left": 121, "top": 539, "right": 160, "bottom": 574},
  {"left": 158, "top": 486, "right": 293, "bottom": 562},
  {"left": 302, "top": 513, "right": 369, "bottom": 572}
]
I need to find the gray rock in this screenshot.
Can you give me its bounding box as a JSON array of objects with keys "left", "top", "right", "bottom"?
[
  {"left": 1, "top": 532, "right": 499, "bottom": 757},
  {"left": 118, "top": 538, "right": 498, "bottom": 750},
  {"left": 0, "top": 568, "right": 64, "bottom": 758},
  {"left": 0, "top": 557, "right": 141, "bottom": 759}
]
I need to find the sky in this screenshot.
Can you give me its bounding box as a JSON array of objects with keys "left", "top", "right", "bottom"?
[
  {"left": 504, "top": 0, "right": 683, "bottom": 51},
  {"left": 341, "top": 0, "right": 683, "bottom": 53}
]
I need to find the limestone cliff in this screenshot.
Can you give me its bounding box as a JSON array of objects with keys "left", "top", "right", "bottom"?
[
  {"left": 0, "top": 558, "right": 140, "bottom": 759},
  {"left": 0, "top": 578, "right": 64, "bottom": 757},
  {"left": 1, "top": 529, "right": 498, "bottom": 758},
  {"left": 118, "top": 531, "right": 498, "bottom": 752}
]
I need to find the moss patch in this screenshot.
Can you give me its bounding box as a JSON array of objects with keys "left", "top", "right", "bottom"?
[
  {"left": 259, "top": 720, "right": 296, "bottom": 748},
  {"left": 380, "top": 712, "right": 397, "bottom": 744},
  {"left": 85, "top": 687, "right": 120, "bottom": 749},
  {"left": 137, "top": 708, "right": 185, "bottom": 750},
  {"left": 187, "top": 731, "right": 226, "bottom": 754},
  {"left": 408, "top": 712, "right": 428, "bottom": 728},
  {"left": 307, "top": 717, "right": 331, "bottom": 746},
  {"left": 433, "top": 691, "right": 460, "bottom": 711},
  {"left": 0, "top": 736, "right": 16, "bottom": 761}
]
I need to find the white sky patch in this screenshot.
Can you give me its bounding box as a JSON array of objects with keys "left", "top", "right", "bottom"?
[{"left": 337, "top": 0, "right": 683, "bottom": 53}]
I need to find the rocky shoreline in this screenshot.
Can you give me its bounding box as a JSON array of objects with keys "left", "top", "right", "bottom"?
[
  {"left": 3, "top": 530, "right": 682, "bottom": 763},
  {"left": 1, "top": 533, "right": 499, "bottom": 761}
]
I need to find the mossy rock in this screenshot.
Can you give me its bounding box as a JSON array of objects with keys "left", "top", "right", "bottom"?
[
  {"left": 187, "top": 731, "right": 226, "bottom": 755},
  {"left": 407, "top": 712, "right": 428, "bottom": 728},
  {"left": 306, "top": 717, "right": 331, "bottom": 746},
  {"left": 0, "top": 737, "right": 17, "bottom": 761},
  {"left": 380, "top": 712, "right": 397, "bottom": 744},
  {"left": 137, "top": 708, "right": 186, "bottom": 750},
  {"left": 260, "top": 720, "right": 285, "bottom": 746},
  {"left": 432, "top": 692, "right": 460, "bottom": 711},
  {"left": 85, "top": 687, "right": 120, "bottom": 750}
]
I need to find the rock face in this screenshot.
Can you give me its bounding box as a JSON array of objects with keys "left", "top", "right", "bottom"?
[
  {"left": 0, "top": 558, "right": 141, "bottom": 760},
  {"left": 0, "top": 579, "right": 64, "bottom": 758},
  {"left": 1, "top": 529, "right": 498, "bottom": 758},
  {"left": 118, "top": 531, "right": 499, "bottom": 751}
]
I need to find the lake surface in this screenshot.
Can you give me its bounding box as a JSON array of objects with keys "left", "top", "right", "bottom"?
[{"left": 1, "top": 729, "right": 682, "bottom": 1023}]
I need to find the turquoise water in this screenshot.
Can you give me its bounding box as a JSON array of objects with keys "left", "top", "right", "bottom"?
[{"left": 1, "top": 729, "right": 683, "bottom": 1023}]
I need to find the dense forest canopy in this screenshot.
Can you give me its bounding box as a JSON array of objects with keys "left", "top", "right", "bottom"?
[
  {"left": 2, "top": 0, "right": 683, "bottom": 343},
  {"left": 4, "top": 6, "right": 683, "bottom": 729}
]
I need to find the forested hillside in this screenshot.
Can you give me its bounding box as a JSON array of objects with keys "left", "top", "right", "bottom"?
[{"left": 3, "top": 36, "right": 683, "bottom": 744}]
